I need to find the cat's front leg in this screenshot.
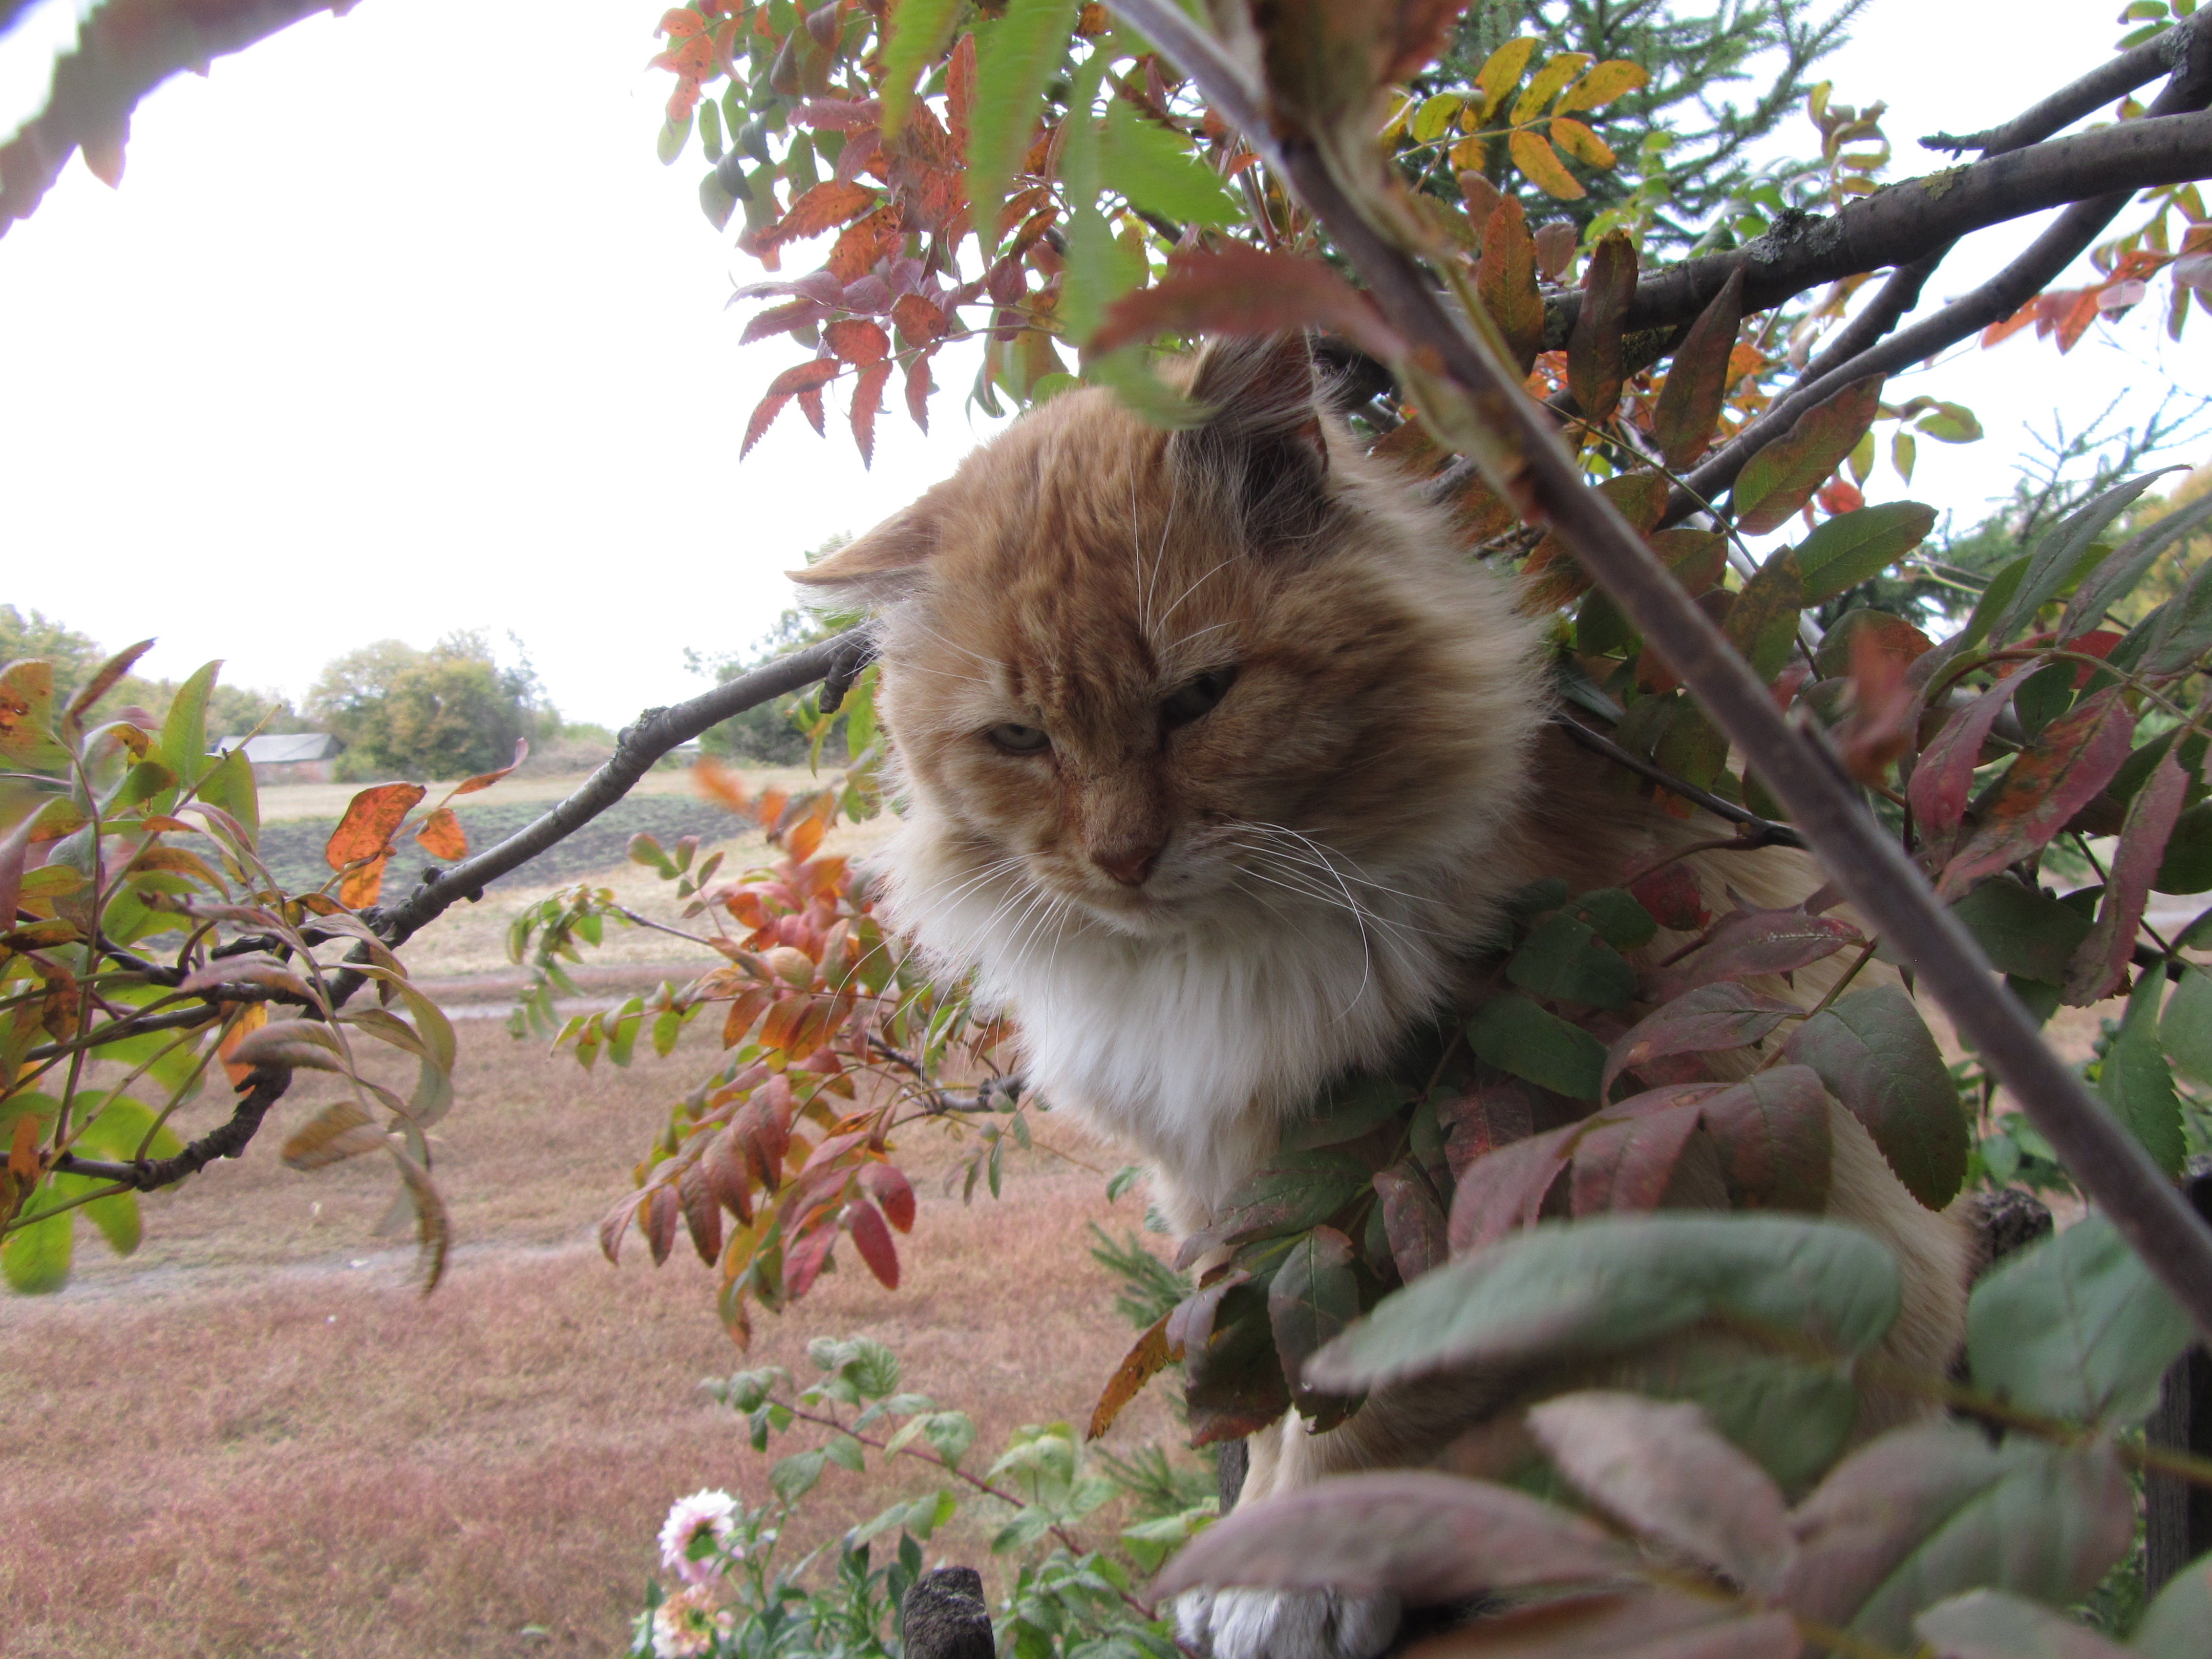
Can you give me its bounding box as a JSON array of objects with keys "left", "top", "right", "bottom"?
[{"left": 1172, "top": 1417, "right": 1403, "bottom": 1659}]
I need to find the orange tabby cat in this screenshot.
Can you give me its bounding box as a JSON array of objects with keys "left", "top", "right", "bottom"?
[{"left": 794, "top": 335, "right": 1967, "bottom": 1659}]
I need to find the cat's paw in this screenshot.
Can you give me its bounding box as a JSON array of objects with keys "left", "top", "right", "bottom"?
[{"left": 1174, "top": 1587, "right": 1402, "bottom": 1659}]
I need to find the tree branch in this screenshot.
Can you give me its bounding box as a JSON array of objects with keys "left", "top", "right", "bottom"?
[
  {"left": 325, "top": 627, "right": 867, "bottom": 1008},
  {"left": 51, "top": 1063, "right": 291, "bottom": 1192},
  {"left": 1107, "top": 0, "right": 2212, "bottom": 1345},
  {"left": 1923, "top": 18, "right": 2203, "bottom": 155}
]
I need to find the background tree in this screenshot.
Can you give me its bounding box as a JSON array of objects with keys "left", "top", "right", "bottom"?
[{"left": 309, "top": 629, "right": 555, "bottom": 781}]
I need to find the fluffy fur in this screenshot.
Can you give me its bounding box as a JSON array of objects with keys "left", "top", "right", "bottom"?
[{"left": 795, "top": 336, "right": 1968, "bottom": 1659}]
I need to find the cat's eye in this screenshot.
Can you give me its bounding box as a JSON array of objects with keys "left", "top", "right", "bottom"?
[
  {"left": 1162, "top": 667, "right": 1238, "bottom": 730},
  {"left": 987, "top": 722, "right": 1051, "bottom": 755}
]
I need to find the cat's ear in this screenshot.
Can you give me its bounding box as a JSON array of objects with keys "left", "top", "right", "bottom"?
[
  {"left": 788, "top": 501, "right": 938, "bottom": 604},
  {"left": 1176, "top": 333, "right": 1334, "bottom": 550}
]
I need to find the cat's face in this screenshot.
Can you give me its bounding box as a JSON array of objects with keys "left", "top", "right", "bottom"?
[{"left": 796, "top": 336, "right": 1545, "bottom": 943}]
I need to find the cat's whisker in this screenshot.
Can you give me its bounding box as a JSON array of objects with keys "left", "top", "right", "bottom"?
[
  {"left": 1155, "top": 554, "right": 1241, "bottom": 631},
  {"left": 1232, "top": 823, "right": 1437, "bottom": 908},
  {"left": 1227, "top": 861, "right": 1375, "bottom": 1020}
]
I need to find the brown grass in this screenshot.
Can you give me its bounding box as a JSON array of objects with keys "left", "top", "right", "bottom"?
[{"left": 4, "top": 1007, "right": 1184, "bottom": 1658}]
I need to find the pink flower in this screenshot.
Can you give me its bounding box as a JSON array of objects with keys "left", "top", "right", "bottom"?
[
  {"left": 651, "top": 1583, "right": 732, "bottom": 1658},
  {"left": 658, "top": 1489, "right": 740, "bottom": 1584}
]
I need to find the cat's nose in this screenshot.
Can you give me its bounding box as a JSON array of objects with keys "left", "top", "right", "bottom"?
[{"left": 1091, "top": 840, "right": 1164, "bottom": 886}]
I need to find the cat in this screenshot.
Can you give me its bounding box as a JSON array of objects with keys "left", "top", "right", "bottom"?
[{"left": 792, "top": 333, "right": 1969, "bottom": 1659}]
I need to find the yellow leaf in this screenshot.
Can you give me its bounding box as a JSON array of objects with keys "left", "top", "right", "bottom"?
[
  {"left": 1450, "top": 135, "right": 1487, "bottom": 171},
  {"left": 1551, "top": 117, "right": 1617, "bottom": 169},
  {"left": 1379, "top": 89, "right": 1417, "bottom": 141},
  {"left": 1557, "top": 60, "right": 1651, "bottom": 115},
  {"left": 1513, "top": 53, "right": 1593, "bottom": 125},
  {"left": 1411, "top": 92, "right": 1463, "bottom": 144},
  {"left": 1474, "top": 37, "right": 1538, "bottom": 116},
  {"left": 1510, "top": 130, "right": 1586, "bottom": 200}
]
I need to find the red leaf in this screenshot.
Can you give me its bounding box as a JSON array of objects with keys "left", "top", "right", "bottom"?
[
  {"left": 1628, "top": 863, "right": 1711, "bottom": 933},
  {"left": 646, "top": 1184, "right": 680, "bottom": 1265},
  {"left": 798, "top": 386, "right": 827, "bottom": 436},
  {"left": 1447, "top": 1124, "right": 1577, "bottom": 1253},
  {"left": 846, "top": 1199, "right": 900, "bottom": 1287},
  {"left": 827, "top": 205, "right": 904, "bottom": 283},
  {"left": 825, "top": 317, "right": 890, "bottom": 365},
  {"left": 704, "top": 1125, "right": 754, "bottom": 1226},
  {"left": 904, "top": 350, "right": 934, "bottom": 433},
  {"left": 2066, "top": 745, "right": 2189, "bottom": 1005},
  {"left": 850, "top": 358, "right": 892, "bottom": 466},
  {"left": 741, "top": 393, "right": 792, "bottom": 458},
  {"left": 1653, "top": 267, "right": 1745, "bottom": 470},
  {"left": 1090, "top": 246, "right": 1407, "bottom": 363},
  {"left": 858, "top": 1162, "right": 914, "bottom": 1230},
  {"left": 784, "top": 1215, "right": 838, "bottom": 1297},
  {"left": 762, "top": 180, "right": 877, "bottom": 249},
  {"left": 1567, "top": 230, "right": 1636, "bottom": 422},
  {"left": 1571, "top": 1100, "right": 1706, "bottom": 1215},
  {"left": 1477, "top": 196, "right": 1544, "bottom": 372},
  {"left": 1603, "top": 984, "right": 1797, "bottom": 1097},
  {"left": 449, "top": 738, "right": 529, "bottom": 797},
  {"left": 890, "top": 291, "right": 948, "bottom": 347},
  {"left": 1908, "top": 673, "right": 2023, "bottom": 838},
  {"left": 741, "top": 298, "right": 830, "bottom": 345},
  {"left": 767, "top": 357, "right": 841, "bottom": 398},
  {"left": 1696, "top": 1065, "right": 1832, "bottom": 1212},
  {"left": 1648, "top": 906, "right": 1861, "bottom": 1002},
  {"left": 598, "top": 1191, "right": 644, "bottom": 1265},
  {"left": 1434, "top": 1081, "right": 1537, "bottom": 1181},
  {"left": 1731, "top": 374, "right": 1885, "bottom": 536},
  {"left": 1373, "top": 1161, "right": 1449, "bottom": 1282},
  {"left": 1938, "top": 688, "right": 2136, "bottom": 898},
  {"left": 1816, "top": 477, "right": 1865, "bottom": 516},
  {"left": 1839, "top": 615, "right": 1919, "bottom": 784},
  {"left": 678, "top": 1159, "right": 724, "bottom": 1265}
]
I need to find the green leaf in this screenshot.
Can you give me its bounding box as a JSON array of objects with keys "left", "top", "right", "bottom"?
[
  {"left": 1947, "top": 879, "right": 2089, "bottom": 986},
  {"left": 2098, "top": 969, "right": 2185, "bottom": 1173},
  {"left": 1990, "top": 471, "right": 2177, "bottom": 647},
  {"left": 1788, "top": 1427, "right": 2133, "bottom": 1651},
  {"left": 1305, "top": 1214, "right": 1900, "bottom": 1393},
  {"left": 1508, "top": 913, "right": 1636, "bottom": 1009},
  {"left": 82, "top": 1186, "right": 142, "bottom": 1257},
  {"left": 1794, "top": 503, "right": 1938, "bottom": 602},
  {"left": 1913, "top": 402, "right": 1983, "bottom": 443},
  {"left": 771, "top": 1447, "right": 828, "bottom": 1503},
  {"left": 1267, "top": 1226, "right": 1361, "bottom": 1422},
  {"left": 1603, "top": 1341, "right": 1860, "bottom": 1497},
  {"left": 923, "top": 1410, "right": 977, "bottom": 1471},
  {"left": 1783, "top": 985, "right": 1966, "bottom": 1208},
  {"left": 2158, "top": 801, "right": 2212, "bottom": 894},
  {"left": 1725, "top": 550, "right": 1805, "bottom": 682},
  {"left": 2135, "top": 1549, "right": 2212, "bottom": 1659},
  {"left": 966, "top": 0, "right": 1081, "bottom": 258},
  {"left": 1467, "top": 994, "right": 1607, "bottom": 1099},
  {"left": 1100, "top": 99, "right": 1242, "bottom": 228},
  {"left": 878, "top": 0, "right": 963, "bottom": 132},
  {"left": 1915, "top": 1588, "right": 2130, "bottom": 1659},
  {"left": 2161, "top": 964, "right": 2212, "bottom": 1086},
  {"left": 196, "top": 747, "right": 260, "bottom": 846},
  {"left": 1730, "top": 375, "right": 1884, "bottom": 535},
  {"left": 1967, "top": 1215, "right": 2190, "bottom": 1428},
  {"left": 1570, "top": 888, "right": 1657, "bottom": 950},
  {"left": 2059, "top": 487, "right": 2212, "bottom": 641},
  {"left": 825, "top": 1433, "right": 866, "bottom": 1472},
  {"left": 1, "top": 1203, "right": 73, "bottom": 1293},
  {"left": 156, "top": 659, "right": 220, "bottom": 811}
]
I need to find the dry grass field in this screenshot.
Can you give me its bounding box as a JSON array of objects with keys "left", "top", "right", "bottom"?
[{"left": 4, "top": 770, "right": 1183, "bottom": 1659}]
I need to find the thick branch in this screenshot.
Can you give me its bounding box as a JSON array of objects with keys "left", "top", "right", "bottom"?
[
  {"left": 52, "top": 1064, "right": 291, "bottom": 1192},
  {"left": 1107, "top": 0, "right": 2212, "bottom": 1344},
  {"left": 325, "top": 628, "right": 866, "bottom": 1008}
]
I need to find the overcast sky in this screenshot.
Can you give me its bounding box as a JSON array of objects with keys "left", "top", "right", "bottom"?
[{"left": 0, "top": 0, "right": 2202, "bottom": 728}]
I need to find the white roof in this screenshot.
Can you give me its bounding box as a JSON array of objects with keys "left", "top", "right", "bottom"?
[{"left": 214, "top": 733, "right": 343, "bottom": 762}]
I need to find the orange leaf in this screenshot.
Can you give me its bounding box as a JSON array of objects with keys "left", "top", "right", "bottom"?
[
  {"left": 825, "top": 318, "right": 890, "bottom": 365},
  {"left": 220, "top": 1003, "right": 269, "bottom": 1088},
  {"left": 325, "top": 783, "right": 426, "bottom": 873},
  {"left": 414, "top": 807, "right": 467, "bottom": 861},
  {"left": 448, "top": 738, "right": 527, "bottom": 797},
  {"left": 890, "top": 291, "right": 948, "bottom": 347},
  {"left": 762, "top": 180, "right": 878, "bottom": 250},
  {"left": 851, "top": 359, "right": 892, "bottom": 467},
  {"left": 826, "top": 205, "right": 904, "bottom": 284},
  {"left": 339, "top": 852, "right": 391, "bottom": 909},
  {"left": 1982, "top": 298, "right": 2039, "bottom": 348},
  {"left": 1653, "top": 267, "right": 1744, "bottom": 470},
  {"left": 1090, "top": 246, "right": 1407, "bottom": 363},
  {"left": 1730, "top": 374, "right": 1884, "bottom": 536},
  {"left": 1509, "top": 129, "right": 1585, "bottom": 199},
  {"left": 1088, "top": 1310, "right": 1178, "bottom": 1440},
  {"left": 693, "top": 754, "right": 753, "bottom": 815},
  {"left": 1477, "top": 197, "right": 1543, "bottom": 373}
]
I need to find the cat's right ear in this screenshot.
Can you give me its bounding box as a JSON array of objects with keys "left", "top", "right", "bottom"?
[{"left": 788, "top": 502, "right": 938, "bottom": 605}]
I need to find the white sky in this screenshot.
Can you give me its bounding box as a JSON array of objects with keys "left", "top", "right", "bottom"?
[{"left": 0, "top": 0, "right": 2203, "bottom": 728}]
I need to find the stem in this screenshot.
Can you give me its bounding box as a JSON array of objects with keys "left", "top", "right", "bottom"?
[{"left": 1104, "top": 0, "right": 2212, "bottom": 1345}]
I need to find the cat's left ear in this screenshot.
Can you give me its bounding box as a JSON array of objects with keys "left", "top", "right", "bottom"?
[
  {"left": 1177, "top": 332, "right": 1334, "bottom": 549},
  {"left": 788, "top": 499, "right": 939, "bottom": 605}
]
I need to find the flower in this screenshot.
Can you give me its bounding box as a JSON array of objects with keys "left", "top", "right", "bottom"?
[
  {"left": 651, "top": 1583, "right": 732, "bottom": 1658},
  {"left": 657, "top": 1488, "right": 740, "bottom": 1584}
]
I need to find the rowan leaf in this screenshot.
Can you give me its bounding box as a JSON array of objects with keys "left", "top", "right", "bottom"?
[
  {"left": 741, "top": 392, "right": 792, "bottom": 457},
  {"left": 1730, "top": 375, "right": 1884, "bottom": 536},
  {"left": 1650, "top": 907, "right": 1859, "bottom": 1002},
  {"left": 1473, "top": 38, "right": 1539, "bottom": 116},
  {"left": 1782, "top": 1426, "right": 2134, "bottom": 1650},
  {"left": 1911, "top": 672, "right": 2024, "bottom": 839},
  {"left": 66, "top": 638, "right": 155, "bottom": 722},
  {"left": 678, "top": 1159, "right": 722, "bottom": 1266},
  {"left": 2066, "top": 746, "right": 2187, "bottom": 1004},
  {"left": 1090, "top": 245, "right": 1405, "bottom": 362},
  {"left": 1151, "top": 1469, "right": 1634, "bottom": 1601},
  {"left": 851, "top": 358, "right": 892, "bottom": 466},
  {"left": 847, "top": 1198, "right": 900, "bottom": 1288},
  {"left": 1175, "top": 1274, "right": 1290, "bottom": 1445},
  {"left": 1990, "top": 469, "right": 2180, "bottom": 647},
  {"left": 2136, "top": 1551, "right": 2212, "bottom": 1659},
  {"left": 1915, "top": 1590, "right": 2128, "bottom": 1659},
  {"left": 1814, "top": 608, "right": 1932, "bottom": 679},
  {"left": 1088, "top": 1310, "right": 1176, "bottom": 1441},
  {"left": 1604, "top": 985, "right": 1796, "bottom": 1098},
  {"left": 413, "top": 806, "right": 467, "bottom": 861},
  {"left": 1307, "top": 1214, "right": 1900, "bottom": 1393},
  {"left": 1514, "top": 53, "right": 1593, "bottom": 123},
  {"left": 762, "top": 180, "right": 877, "bottom": 250},
  {"left": 325, "top": 782, "right": 425, "bottom": 874},
  {"left": 1550, "top": 118, "right": 1616, "bottom": 169},
  {"left": 2164, "top": 964, "right": 2212, "bottom": 1087},
  {"left": 1477, "top": 195, "right": 1546, "bottom": 369},
  {"left": 1468, "top": 994, "right": 1607, "bottom": 1099},
  {"left": 1268, "top": 1225, "right": 1362, "bottom": 1422},
  {"left": 1528, "top": 1391, "right": 1793, "bottom": 1592},
  {"left": 824, "top": 317, "right": 890, "bottom": 365},
  {"left": 1509, "top": 128, "right": 1585, "bottom": 199},
  {"left": 879, "top": 0, "right": 963, "bottom": 133},
  {"left": 1698, "top": 1066, "right": 1832, "bottom": 1213},
  {"left": 1570, "top": 1099, "right": 1705, "bottom": 1215},
  {"left": 1558, "top": 59, "right": 1651, "bottom": 114},
  {"left": 967, "top": 0, "right": 1080, "bottom": 258},
  {"left": 1509, "top": 913, "right": 1636, "bottom": 1009},
  {"left": 1448, "top": 1124, "right": 1577, "bottom": 1251},
  {"left": 156, "top": 660, "right": 219, "bottom": 807},
  {"left": 1653, "top": 267, "right": 1744, "bottom": 469},
  {"left": 1795, "top": 503, "right": 1939, "bottom": 602},
  {"left": 1099, "top": 99, "right": 1242, "bottom": 228},
  {"left": 1726, "top": 548, "right": 1805, "bottom": 682},
  {"left": 1939, "top": 688, "right": 2135, "bottom": 897},
  {"left": 1568, "top": 230, "right": 1636, "bottom": 422},
  {"left": 2098, "top": 969, "right": 2185, "bottom": 1173},
  {"left": 1372, "top": 1160, "right": 1449, "bottom": 1282},
  {"left": 1783, "top": 985, "right": 1966, "bottom": 1208}
]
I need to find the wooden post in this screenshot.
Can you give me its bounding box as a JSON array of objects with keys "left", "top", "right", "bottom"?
[{"left": 2147, "top": 1172, "right": 2212, "bottom": 1592}]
